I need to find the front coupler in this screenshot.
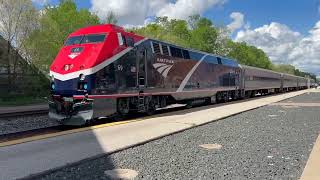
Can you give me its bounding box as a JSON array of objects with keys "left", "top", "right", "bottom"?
[{"left": 48, "top": 96, "right": 94, "bottom": 126}]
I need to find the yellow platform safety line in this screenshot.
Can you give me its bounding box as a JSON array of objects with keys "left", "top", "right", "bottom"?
[
  {"left": 0, "top": 119, "right": 143, "bottom": 148},
  {"left": 0, "top": 106, "right": 178, "bottom": 148},
  {"left": 300, "top": 134, "right": 320, "bottom": 180}
]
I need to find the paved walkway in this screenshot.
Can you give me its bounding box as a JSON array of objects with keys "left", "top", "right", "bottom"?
[
  {"left": 36, "top": 90, "right": 320, "bottom": 180},
  {"left": 0, "top": 89, "right": 314, "bottom": 179}
]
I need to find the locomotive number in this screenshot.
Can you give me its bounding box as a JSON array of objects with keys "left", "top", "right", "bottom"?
[{"left": 117, "top": 65, "right": 123, "bottom": 71}]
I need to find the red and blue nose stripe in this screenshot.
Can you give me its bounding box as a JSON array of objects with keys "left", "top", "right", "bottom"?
[{"left": 52, "top": 75, "right": 93, "bottom": 96}]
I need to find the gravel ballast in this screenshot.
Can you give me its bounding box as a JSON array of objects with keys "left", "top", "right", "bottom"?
[
  {"left": 34, "top": 92, "right": 320, "bottom": 180},
  {"left": 0, "top": 115, "right": 59, "bottom": 135}
]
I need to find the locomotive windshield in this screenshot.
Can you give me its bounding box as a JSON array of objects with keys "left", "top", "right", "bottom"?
[{"left": 64, "top": 34, "right": 106, "bottom": 46}]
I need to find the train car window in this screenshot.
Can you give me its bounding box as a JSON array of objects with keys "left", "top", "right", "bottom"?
[
  {"left": 161, "top": 45, "right": 170, "bottom": 56},
  {"left": 152, "top": 42, "right": 161, "bottom": 55},
  {"left": 64, "top": 36, "right": 83, "bottom": 46},
  {"left": 81, "top": 34, "right": 106, "bottom": 44},
  {"left": 223, "top": 59, "right": 238, "bottom": 67},
  {"left": 222, "top": 59, "right": 231, "bottom": 66},
  {"left": 170, "top": 46, "right": 183, "bottom": 58},
  {"left": 117, "top": 33, "right": 124, "bottom": 46},
  {"left": 64, "top": 34, "right": 106, "bottom": 46},
  {"left": 126, "top": 37, "right": 134, "bottom": 47},
  {"left": 122, "top": 35, "right": 127, "bottom": 46},
  {"left": 217, "top": 57, "right": 222, "bottom": 64},
  {"left": 182, "top": 50, "right": 190, "bottom": 59},
  {"left": 204, "top": 56, "right": 218, "bottom": 64}
]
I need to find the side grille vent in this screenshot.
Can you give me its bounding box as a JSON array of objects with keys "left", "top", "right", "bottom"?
[
  {"left": 161, "top": 45, "right": 169, "bottom": 56},
  {"left": 152, "top": 42, "right": 161, "bottom": 55}
]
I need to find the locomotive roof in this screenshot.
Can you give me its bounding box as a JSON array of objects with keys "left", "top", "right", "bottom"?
[
  {"left": 242, "top": 64, "right": 309, "bottom": 80},
  {"left": 68, "top": 24, "right": 239, "bottom": 68},
  {"left": 150, "top": 38, "right": 240, "bottom": 68},
  {"left": 69, "top": 24, "right": 125, "bottom": 36}
]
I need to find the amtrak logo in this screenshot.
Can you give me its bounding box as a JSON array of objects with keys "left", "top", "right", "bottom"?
[
  {"left": 153, "top": 63, "right": 173, "bottom": 78},
  {"left": 68, "top": 53, "right": 79, "bottom": 59}
]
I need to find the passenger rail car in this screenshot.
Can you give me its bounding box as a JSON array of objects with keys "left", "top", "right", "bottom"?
[
  {"left": 49, "top": 24, "right": 311, "bottom": 126},
  {"left": 242, "top": 65, "right": 282, "bottom": 97}
]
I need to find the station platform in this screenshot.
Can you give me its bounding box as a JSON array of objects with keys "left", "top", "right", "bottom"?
[{"left": 0, "top": 89, "right": 319, "bottom": 179}]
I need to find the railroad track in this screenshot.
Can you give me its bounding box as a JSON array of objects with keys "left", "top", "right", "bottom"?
[{"left": 0, "top": 109, "right": 48, "bottom": 118}]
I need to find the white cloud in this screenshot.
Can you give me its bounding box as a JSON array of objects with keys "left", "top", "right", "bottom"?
[
  {"left": 156, "top": 0, "right": 226, "bottom": 20},
  {"left": 90, "top": 0, "right": 164, "bottom": 26},
  {"left": 235, "top": 21, "right": 320, "bottom": 76},
  {"left": 227, "top": 12, "right": 244, "bottom": 33},
  {"left": 90, "top": 0, "right": 225, "bottom": 26}
]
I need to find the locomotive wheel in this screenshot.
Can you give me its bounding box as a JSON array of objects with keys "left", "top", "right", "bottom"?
[
  {"left": 117, "top": 98, "right": 130, "bottom": 115},
  {"left": 206, "top": 97, "right": 214, "bottom": 105},
  {"left": 216, "top": 92, "right": 223, "bottom": 103},
  {"left": 146, "top": 98, "right": 156, "bottom": 115},
  {"left": 186, "top": 100, "right": 193, "bottom": 108}
]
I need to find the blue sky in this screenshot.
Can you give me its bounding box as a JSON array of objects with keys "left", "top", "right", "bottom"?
[
  {"left": 33, "top": 0, "right": 320, "bottom": 76},
  {"left": 37, "top": 0, "right": 320, "bottom": 36},
  {"left": 206, "top": 0, "right": 320, "bottom": 35}
]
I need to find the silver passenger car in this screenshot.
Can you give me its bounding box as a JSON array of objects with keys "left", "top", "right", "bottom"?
[{"left": 242, "top": 65, "right": 282, "bottom": 96}]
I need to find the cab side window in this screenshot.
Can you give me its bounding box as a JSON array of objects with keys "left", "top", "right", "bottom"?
[{"left": 126, "top": 37, "right": 134, "bottom": 47}]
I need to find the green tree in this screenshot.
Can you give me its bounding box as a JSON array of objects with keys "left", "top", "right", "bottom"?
[
  {"left": 133, "top": 17, "right": 190, "bottom": 47},
  {"left": 163, "top": 19, "right": 190, "bottom": 47},
  {"left": 133, "top": 16, "right": 230, "bottom": 56},
  {"left": 271, "top": 64, "right": 296, "bottom": 74},
  {"left": 25, "top": 0, "right": 100, "bottom": 73},
  {"left": 188, "top": 17, "right": 219, "bottom": 53},
  {"left": 104, "top": 11, "right": 118, "bottom": 24},
  {"left": 228, "top": 42, "right": 272, "bottom": 69},
  {"left": 271, "top": 64, "right": 316, "bottom": 81},
  {"left": 188, "top": 14, "right": 201, "bottom": 30},
  {"left": 0, "top": 0, "right": 38, "bottom": 91}
]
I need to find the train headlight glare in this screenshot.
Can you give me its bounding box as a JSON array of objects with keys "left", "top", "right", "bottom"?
[
  {"left": 51, "top": 83, "right": 55, "bottom": 90},
  {"left": 64, "top": 64, "right": 70, "bottom": 71},
  {"left": 83, "top": 83, "right": 88, "bottom": 90},
  {"left": 79, "top": 74, "right": 85, "bottom": 81}
]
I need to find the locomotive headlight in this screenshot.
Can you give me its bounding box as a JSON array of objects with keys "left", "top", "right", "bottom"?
[
  {"left": 79, "top": 74, "right": 85, "bottom": 81},
  {"left": 83, "top": 83, "right": 88, "bottom": 90},
  {"left": 64, "top": 64, "right": 70, "bottom": 71},
  {"left": 51, "top": 82, "right": 55, "bottom": 90}
]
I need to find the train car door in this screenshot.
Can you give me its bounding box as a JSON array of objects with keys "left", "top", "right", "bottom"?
[
  {"left": 240, "top": 68, "right": 245, "bottom": 97},
  {"left": 136, "top": 47, "right": 148, "bottom": 90},
  {"left": 280, "top": 73, "right": 284, "bottom": 92}
]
